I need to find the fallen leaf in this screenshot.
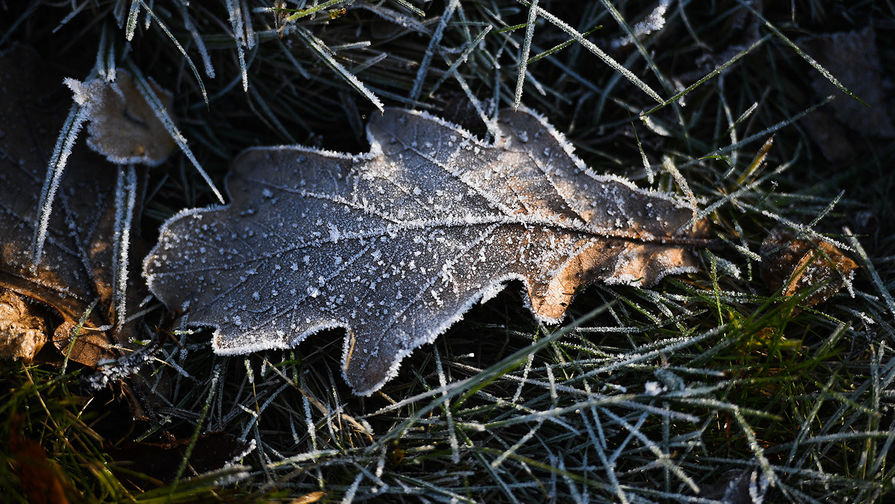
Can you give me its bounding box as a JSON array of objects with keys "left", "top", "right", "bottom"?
[
  {"left": 801, "top": 109, "right": 855, "bottom": 164},
  {"left": 290, "top": 491, "right": 327, "bottom": 504},
  {"left": 8, "top": 413, "right": 81, "bottom": 504},
  {"left": 144, "top": 108, "right": 709, "bottom": 395},
  {"left": 108, "top": 432, "right": 252, "bottom": 484},
  {"left": 0, "top": 44, "right": 144, "bottom": 366},
  {"left": 65, "top": 70, "right": 176, "bottom": 166},
  {"left": 798, "top": 27, "right": 895, "bottom": 138},
  {"left": 760, "top": 228, "right": 858, "bottom": 306},
  {"left": 0, "top": 289, "right": 48, "bottom": 361}
]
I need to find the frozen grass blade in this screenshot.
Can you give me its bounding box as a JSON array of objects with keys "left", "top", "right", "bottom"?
[
  {"left": 53, "top": 1, "right": 88, "bottom": 34},
  {"left": 111, "top": 164, "right": 137, "bottom": 335},
  {"left": 425, "top": 24, "right": 492, "bottom": 100},
  {"left": 127, "top": 62, "right": 224, "bottom": 203},
  {"left": 433, "top": 347, "right": 460, "bottom": 464},
  {"left": 294, "top": 26, "right": 384, "bottom": 112},
  {"left": 169, "top": 364, "right": 221, "bottom": 497},
  {"left": 644, "top": 35, "right": 768, "bottom": 116},
  {"left": 179, "top": 0, "right": 216, "bottom": 78},
  {"left": 515, "top": 0, "right": 662, "bottom": 104},
  {"left": 125, "top": 0, "right": 141, "bottom": 41},
  {"left": 737, "top": 0, "right": 865, "bottom": 105},
  {"left": 135, "top": 0, "right": 208, "bottom": 103},
  {"left": 283, "top": 0, "right": 351, "bottom": 22},
  {"left": 512, "top": 0, "right": 537, "bottom": 110},
  {"left": 527, "top": 24, "right": 601, "bottom": 64},
  {"left": 410, "top": 0, "right": 459, "bottom": 101},
  {"left": 31, "top": 105, "right": 89, "bottom": 265},
  {"left": 661, "top": 155, "right": 697, "bottom": 221},
  {"left": 241, "top": 0, "right": 255, "bottom": 50},
  {"left": 844, "top": 227, "right": 895, "bottom": 320},
  {"left": 225, "top": 0, "right": 249, "bottom": 92}
]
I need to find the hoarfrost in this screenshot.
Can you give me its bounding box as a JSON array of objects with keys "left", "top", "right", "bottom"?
[{"left": 144, "top": 107, "right": 709, "bottom": 395}]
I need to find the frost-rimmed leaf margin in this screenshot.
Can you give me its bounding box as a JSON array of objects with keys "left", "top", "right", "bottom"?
[{"left": 143, "top": 106, "right": 703, "bottom": 396}]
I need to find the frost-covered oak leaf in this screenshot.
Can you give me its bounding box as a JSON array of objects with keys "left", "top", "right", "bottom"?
[
  {"left": 144, "top": 108, "right": 709, "bottom": 395},
  {"left": 65, "top": 70, "right": 176, "bottom": 166}
]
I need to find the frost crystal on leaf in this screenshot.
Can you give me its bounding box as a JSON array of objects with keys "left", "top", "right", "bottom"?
[
  {"left": 65, "top": 70, "right": 176, "bottom": 166},
  {"left": 144, "top": 108, "right": 709, "bottom": 395}
]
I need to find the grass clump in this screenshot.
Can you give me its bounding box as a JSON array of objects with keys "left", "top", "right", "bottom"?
[{"left": 2, "top": 0, "right": 895, "bottom": 502}]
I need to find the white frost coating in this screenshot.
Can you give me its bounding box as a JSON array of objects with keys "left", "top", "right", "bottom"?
[
  {"left": 143, "top": 107, "right": 707, "bottom": 395},
  {"left": 31, "top": 105, "right": 89, "bottom": 264},
  {"left": 112, "top": 165, "right": 138, "bottom": 334},
  {"left": 225, "top": 0, "right": 249, "bottom": 92},
  {"left": 611, "top": 0, "right": 673, "bottom": 49},
  {"left": 643, "top": 381, "right": 665, "bottom": 396}
]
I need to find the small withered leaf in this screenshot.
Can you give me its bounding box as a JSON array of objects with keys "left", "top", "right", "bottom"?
[
  {"left": 798, "top": 27, "right": 895, "bottom": 138},
  {"left": 0, "top": 45, "right": 144, "bottom": 366},
  {"left": 760, "top": 228, "right": 858, "bottom": 307},
  {"left": 144, "top": 108, "right": 709, "bottom": 395},
  {"left": 66, "top": 70, "right": 176, "bottom": 166},
  {"left": 0, "top": 289, "right": 47, "bottom": 362}
]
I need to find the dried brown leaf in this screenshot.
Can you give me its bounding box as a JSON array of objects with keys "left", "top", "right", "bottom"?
[
  {"left": 66, "top": 70, "right": 176, "bottom": 165},
  {"left": 0, "top": 45, "right": 144, "bottom": 366},
  {"left": 760, "top": 228, "right": 858, "bottom": 307},
  {"left": 290, "top": 491, "right": 327, "bottom": 504},
  {"left": 8, "top": 413, "right": 81, "bottom": 504},
  {"left": 799, "top": 27, "right": 895, "bottom": 138},
  {"left": 144, "top": 108, "right": 709, "bottom": 395},
  {"left": 0, "top": 289, "right": 47, "bottom": 361}
]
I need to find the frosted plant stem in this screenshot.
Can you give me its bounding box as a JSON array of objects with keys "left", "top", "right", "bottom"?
[
  {"left": 425, "top": 25, "right": 492, "bottom": 100},
  {"left": 513, "top": 0, "right": 538, "bottom": 110},
  {"left": 127, "top": 61, "right": 224, "bottom": 203},
  {"left": 410, "top": 0, "right": 459, "bottom": 101},
  {"left": 31, "top": 105, "right": 89, "bottom": 266},
  {"left": 448, "top": 64, "right": 499, "bottom": 139},
  {"left": 341, "top": 472, "right": 364, "bottom": 504},
  {"left": 583, "top": 407, "right": 629, "bottom": 504},
  {"left": 241, "top": 0, "right": 255, "bottom": 49},
  {"left": 295, "top": 26, "right": 384, "bottom": 111},
  {"left": 169, "top": 365, "right": 220, "bottom": 499},
  {"left": 137, "top": 0, "right": 208, "bottom": 102},
  {"left": 143, "top": 0, "right": 153, "bottom": 30},
  {"left": 434, "top": 347, "right": 460, "bottom": 464},
  {"left": 844, "top": 227, "right": 895, "bottom": 320},
  {"left": 515, "top": 0, "right": 663, "bottom": 104},
  {"left": 225, "top": 0, "right": 249, "bottom": 92},
  {"left": 737, "top": 0, "right": 861, "bottom": 102},
  {"left": 179, "top": 0, "right": 215, "bottom": 78},
  {"left": 125, "top": 0, "right": 140, "bottom": 40},
  {"left": 53, "top": 1, "right": 88, "bottom": 33},
  {"left": 112, "top": 164, "right": 137, "bottom": 335},
  {"left": 95, "top": 26, "right": 109, "bottom": 78}
]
